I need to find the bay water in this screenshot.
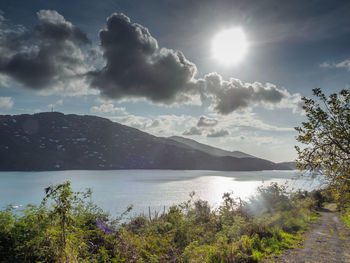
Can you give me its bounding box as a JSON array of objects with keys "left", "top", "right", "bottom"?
[{"left": 0, "top": 170, "right": 323, "bottom": 217}]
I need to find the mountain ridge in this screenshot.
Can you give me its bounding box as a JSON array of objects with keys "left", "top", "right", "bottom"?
[{"left": 0, "top": 112, "right": 295, "bottom": 171}]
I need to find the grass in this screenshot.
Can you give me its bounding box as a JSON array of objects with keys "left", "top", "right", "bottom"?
[{"left": 341, "top": 209, "right": 350, "bottom": 229}]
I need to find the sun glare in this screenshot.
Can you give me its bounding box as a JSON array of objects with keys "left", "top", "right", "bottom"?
[{"left": 212, "top": 28, "right": 248, "bottom": 65}]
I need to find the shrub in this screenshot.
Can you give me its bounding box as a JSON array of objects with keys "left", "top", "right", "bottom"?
[{"left": 0, "top": 182, "right": 319, "bottom": 262}]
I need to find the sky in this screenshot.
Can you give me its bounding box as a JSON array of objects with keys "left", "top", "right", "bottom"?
[{"left": 0, "top": 0, "right": 350, "bottom": 162}]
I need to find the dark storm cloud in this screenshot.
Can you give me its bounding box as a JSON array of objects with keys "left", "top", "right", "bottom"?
[
  {"left": 197, "top": 116, "right": 218, "bottom": 127},
  {"left": 90, "top": 13, "right": 197, "bottom": 104},
  {"left": 89, "top": 13, "right": 302, "bottom": 111},
  {"left": 35, "top": 10, "right": 89, "bottom": 44},
  {"left": 204, "top": 73, "right": 287, "bottom": 115},
  {"left": 0, "top": 10, "right": 90, "bottom": 91},
  {"left": 0, "top": 9, "right": 304, "bottom": 113},
  {"left": 183, "top": 126, "right": 202, "bottom": 136},
  {"left": 207, "top": 128, "right": 229, "bottom": 138}
]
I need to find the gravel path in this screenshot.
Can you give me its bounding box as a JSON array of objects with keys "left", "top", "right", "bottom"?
[{"left": 264, "top": 205, "right": 350, "bottom": 263}]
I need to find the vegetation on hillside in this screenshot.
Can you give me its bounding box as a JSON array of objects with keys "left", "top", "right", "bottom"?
[{"left": 0, "top": 181, "right": 321, "bottom": 262}]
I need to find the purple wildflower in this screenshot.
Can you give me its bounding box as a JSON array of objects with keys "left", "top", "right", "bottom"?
[{"left": 96, "top": 217, "right": 115, "bottom": 234}]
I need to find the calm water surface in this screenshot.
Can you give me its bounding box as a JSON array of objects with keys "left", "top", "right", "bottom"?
[{"left": 0, "top": 170, "right": 323, "bottom": 216}]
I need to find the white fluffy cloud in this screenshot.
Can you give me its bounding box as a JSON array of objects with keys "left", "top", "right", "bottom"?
[
  {"left": 90, "top": 103, "right": 127, "bottom": 115},
  {"left": 0, "top": 96, "right": 13, "bottom": 108},
  {"left": 212, "top": 111, "right": 295, "bottom": 132},
  {"left": 183, "top": 126, "right": 202, "bottom": 136},
  {"left": 181, "top": 109, "right": 296, "bottom": 138},
  {"left": 110, "top": 113, "right": 196, "bottom": 136}
]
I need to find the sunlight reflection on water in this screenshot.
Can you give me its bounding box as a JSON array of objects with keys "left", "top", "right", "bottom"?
[{"left": 0, "top": 170, "right": 323, "bottom": 217}]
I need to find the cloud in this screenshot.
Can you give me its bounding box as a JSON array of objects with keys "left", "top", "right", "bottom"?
[
  {"left": 335, "top": 59, "right": 350, "bottom": 70},
  {"left": 47, "top": 99, "right": 64, "bottom": 110},
  {"left": 211, "top": 111, "right": 296, "bottom": 132},
  {"left": 320, "top": 59, "right": 350, "bottom": 71},
  {"left": 130, "top": 119, "right": 161, "bottom": 130},
  {"left": 110, "top": 113, "right": 195, "bottom": 137},
  {"left": 0, "top": 10, "right": 4, "bottom": 24},
  {"left": 197, "top": 116, "right": 218, "bottom": 127},
  {"left": 0, "top": 10, "right": 303, "bottom": 115},
  {"left": 90, "top": 103, "right": 127, "bottom": 115},
  {"left": 181, "top": 109, "right": 295, "bottom": 138},
  {"left": 89, "top": 13, "right": 303, "bottom": 113},
  {"left": 0, "top": 10, "right": 93, "bottom": 95},
  {"left": 181, "top": 115, "right": 219, "bottom": 137},
  {"left": 207, "top": 128, "right": 229, "bottom": 137},
  {"left": 0, "top": 96, "right": 13, "bottom": 108},
  {"left": 203, "top": 72, "right": 301, "bottom": 114},
  {"left": 36, "top": 10, "right": 89, "bottom": 44},
  {"left": 183, "top": 126, "right": 202, "bottom": 136},
  {"left": 89, "top": 13, "right": 198, "bottom": 104},
  {"left": 113, "top": 114, "right": 149, "bottom": 129},
  {"left": 320, "top": 62, "right": 331, "bottom": 68},
  {"left": 0, "top": 74, "right": 12, "bottom": 88}
]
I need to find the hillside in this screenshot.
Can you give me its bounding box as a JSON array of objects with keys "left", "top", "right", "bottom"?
[
  {"left": 169, "top": 136, "right": 255, "bottom": 158},
  {"left": 276, "top": 161, "right": 297, "bottom": 170},
  {"left": 0, "top": 112, "right": 293, "bottom": 171}
]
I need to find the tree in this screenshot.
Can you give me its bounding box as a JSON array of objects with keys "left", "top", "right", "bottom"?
[
  {"left": 295, "top": 88, "right": 350, "bottom": 207},
  {"left": 41, "top": 181, "right": 93, "bottom": 262}
]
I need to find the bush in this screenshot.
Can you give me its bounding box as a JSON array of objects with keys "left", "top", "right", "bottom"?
[{"left": 0, "top": 181, "right": 319, "bottom": 262}]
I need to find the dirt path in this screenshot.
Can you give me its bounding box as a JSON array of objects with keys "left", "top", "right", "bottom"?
[{"left": 265, "top": 205, "right": 350, "bottom": 263}]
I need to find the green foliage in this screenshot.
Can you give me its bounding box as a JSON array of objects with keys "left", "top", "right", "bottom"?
[
  {"left": 0, "top": 181, "right": 107, "bottom": 263},
  {"left": 0, "top": 181, "right": 319, "bottom": 262},
  {"left": 341, "top": 208, "right": 350, "bottom": 229},
  {"left": 295, "top": 88, "right": 350, "bottom": 208}
]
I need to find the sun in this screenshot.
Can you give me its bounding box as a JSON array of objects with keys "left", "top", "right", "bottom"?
[{"left": 212, "top": 28, "right": 248, "bottom": 65}]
